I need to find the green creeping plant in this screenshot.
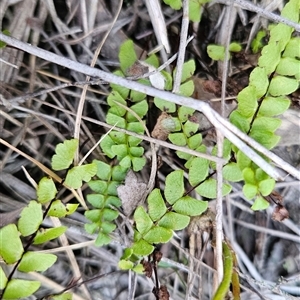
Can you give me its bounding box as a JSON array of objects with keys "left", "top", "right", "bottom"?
[
  {"left": 0, "top": 139, "right": 93, "bottom": 299},
  {"left": 230, "top": 0, "right": 299, "bottom": 210}
]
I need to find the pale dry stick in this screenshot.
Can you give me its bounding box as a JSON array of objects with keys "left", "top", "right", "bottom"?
[
  {"left": 214, "top": 0, "right": 235, "bottom": 289},
  {"left": 4, "top": 78, "right": 107, "bottom": 107},
  {"left": 6, "top": 98, "right": 224, "bottom": 163},
  {"left": 210, "top": 110, "right": 300, "bottom": 180},
  {"left": 216, "top": 0, "right": 300, "bottom": 32},
  {"left": 1, "top": 33, "right": 299, "bottom": 180},
  {"left": 172, "top": 0, "right": 189, "bottom": 93},
  {"left": 50, "top": 216, "right": 90, "bottom": 299},
  {"left": 144, "top": 0, "right": 170, "bottom": 53},
  {"left": 29, "top": 272, "right": 86, "bottom": 300},
  {"left": 233, "top": 219, "right": 300, "bottom": 243},
  {"left": 37, "top": 240, "right": 96, "bottom": 253}
]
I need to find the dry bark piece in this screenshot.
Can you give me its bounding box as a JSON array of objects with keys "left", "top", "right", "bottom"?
[
  {"left": 117, "top": 169, "right": 147, "bottom": 216},
  {"left": 153, "top": 249, "right": 163, "bottom": 264},
  {"left": 142, "top": 259, "right": 153, "bottom": 278},
  {"left": 153, "top": 285, "right": 170, "bottom": 300},
  {"left": 151, "top": 112, "right": 175, "bottom": 141},
  {"left": 272, "top": 205, "right": 289, "bottom": 222}
]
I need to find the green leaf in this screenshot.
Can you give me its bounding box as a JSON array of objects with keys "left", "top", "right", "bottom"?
[
  {"left": 110, "top": 131, "right": 127, "bottom": 144},
  {"left": 276, "top": 57, "right": 300, "bottom": 78},
  {"left": 0, "top": 30, "right": 10, "bottom": 48},
  {"left": 51, "top": 139, "right": 78, "bottom": 170},
  {"left": 102, "top": 208, "right": 119, "bottom": 221},
  {"left": 130, "top": 79, "right": 148, "bottom": 101},
  {"left": 249, "top": 67, "right": 269, "bottom": 98},
  {"left": 269, "top": 24, "right": 293, "bottom": 51},
  {"left": 65, "top": 162, "right": 97, "bottom": 189},
  {"left": 101, "top": 221, "right": 117, "bottom": 234},
  {"left": 133, "top": 263, "right": 144, "bottom": 274},
  {"left": 106, "top": 112, "right": 126, "bottom": 128},
  {"left": 130, "top": 146, "right": 144, "bottom": 157},
  {"left": 178, "top": 106, "right": 195, "bottom": 122},
  {"left": 111, "top": 144, "right": 128, "bottom": 160},
  {"left": 258, "top": 178, "right": 275, "bottom": 196},
  {"left": 168, "top": 132, "right": 187, "bottom": 146},
  {"left": 258, "top": 42, "right": 281, "bottom": 74},
  {"left": 110, "top": 71, "right": 130, "bottom": 99},
  {"left": 222, "top": 163, "right": 243, "bottom": 182},
  {"left": 237, "top": 86, "right": 258, "bottom": 118},
  {"left": 229, "top": 42, "right": 242, "bottom": 52},
  {"left": 34, "top": 226, "right": 67, "bottom": 244},
  {"left": 158, "top": 212, "right": 190, "bottom": 230},
  {"left": 258, "top": 96, "right": 290, "bottom": 117},
  {"left": 0, "top": 224, "right": 23, "bottom": 264},
  {"left": 37, "top": 177, "right": 57, "bottom": 204},
  {"left": 207, "top": 45, "right": 225, "bottom": 61},
  {"left": 134, "top": 206, "right": 153, "bottom": 235},
  {"left": 269, "top": 76, "right": 299, "bottom": 96},
  {"left": 111, "top": 165, "right": 128, "bottom": 181},
  {"left": 132, "top": 239, "right": 154, "bottom": 256},
  {"left": 88, "top": 180, "right": 107, "bottom": 194},
  {"left": 283, "top": 38, "right": 300, "bottom": 58},
  {"left": 18, "top": 252, "right": 57, "bottom": 272},
  {"left": 147, "top": 189, "right": 167, "bottom": 221},
  {"left": 251, "top": 196, "right": 270, "bottom": 211},
  {"left": 95, "top": 232, "right": 111, "bottom": 246},
  {"left": 172, "top": 196, "right": 208, "bottom": 216},
  {"left": 48, "top": 200, "right": 78, "bottom": 217},
  {"left": 127, "top": 121, "right": 144, "bottom": 134},
  {"left": 252, "top": 116, "right": 281, "bottom": 133},
  {"left": 178, "top": 80, "right": 194, "bottom": 97},
  {"left": 121, "top": 248, "right": 134, "bottom": 260},
  {"left": 119, "top": 155, "right": 132, "bottom": 169},
  {"left": 50, "top": 293, "right": 73, "bottom": 300},
  {"left": 0, "top": 266, "right": 7, "bottom": 289},
  {"left": 281, "top": 0, "right": 299, "bottom": 22},
  {"left": 164, "top": 170, "right": 185, "bottom": 204},
  {"left": 188, "top": 157, "right": 209, "bottom": 186},
  {"left": 236, "top": 150, "right": 252, "bottom": 170},
  {"left": 189, "top": 0, "right": 207, "bottom": 22},
  {"left": 229, "top": 110, "right": 250, "bottom": 133},
  {"left": 145, "top": 54, "right": 160, "bottom": 68},
  {"left": 2, "top": 279, "right": 40, "bottom": 299},
  {"left": 195, "top": 179, "right": 232, "bottom": 199},
  {"left": 143, "top": 226, "right": 173, "bottom": 244},
  {"left": 86, "top": 194, "right": 105, "bottom": 208},
  {"left": 183, "top": 120, "right": 199, "bottom": 137},
  {"left": 255, "top": 169, "right": 269, "bottom": 182},
  {"left": 163, "top": 0, "right": 182, "bottom": 10},
  {"left": 132, "top": 156, "right": 146, "bottom": 171},
  {"left": 250, "top": 130, "right": 280, "bottom": 149},
  {"left": 18, "top": 201, "right": 43, "bottom": 236},
  {"left": 107, "top": 91, "right": 127, "bottom": 116},
  {"left": 154, "top": 97, "right": 176, "bottom": 112},
  {"left": 251, "top": 30, "right": 266, "bottom": 53},
  {"left": 242, "top": 167, "right": 256, "bottom": 184},
  {"left": 119, "top": 40, "right": 137, "bottom": 73},
  {"left": 187, "top": 134, "right": 202, "bottom": 149},
  {"left": 174, "top": 59, "right": 195, "bottom": 83},
  {"left": 100, "top": 135, "right": 116, "bottom": 158},
  {"left": 127, "top": 100, "right": 148, "bottom": 122},
  {"left": 243, "top": 184, "right": 258, "bottom": 199},
  {"left": 118, "top": 259, "right": 134, "bottom": 270}
]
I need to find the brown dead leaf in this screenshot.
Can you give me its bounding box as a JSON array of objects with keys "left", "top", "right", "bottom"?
[{"left": 117, "top": 169, "right": 147, "bottom": 216}]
